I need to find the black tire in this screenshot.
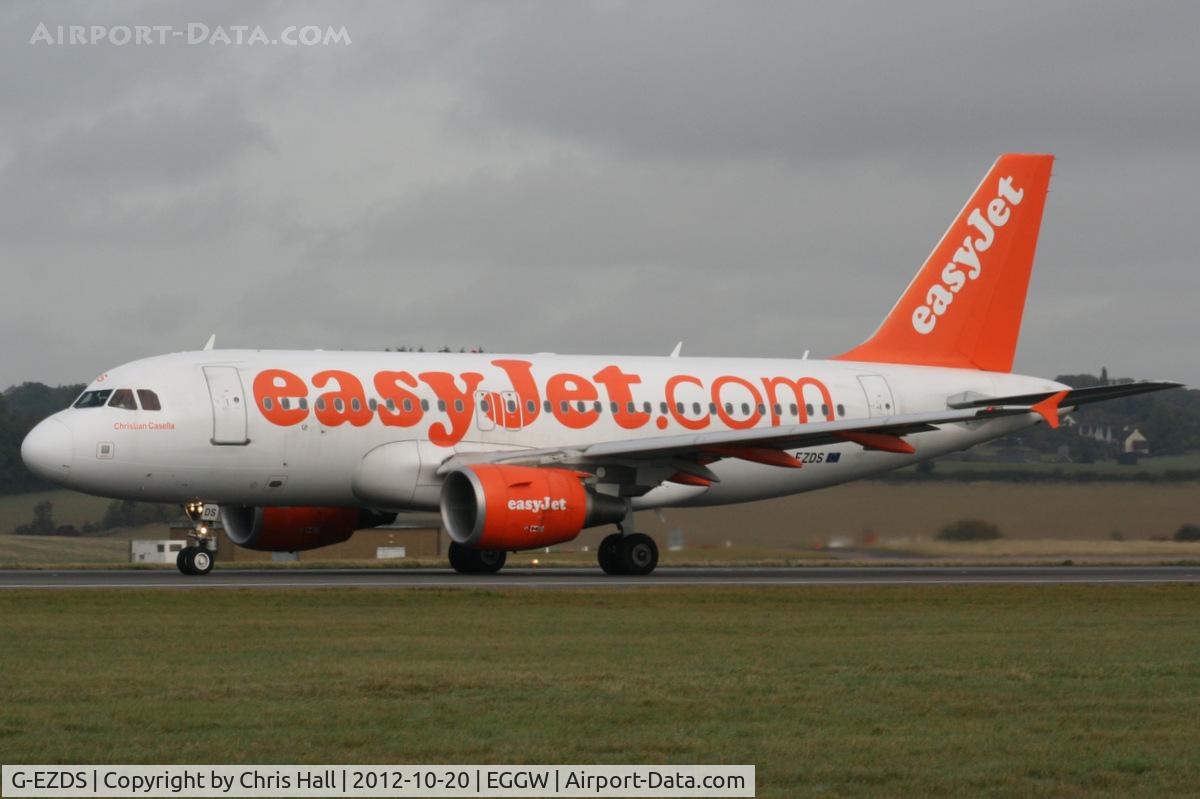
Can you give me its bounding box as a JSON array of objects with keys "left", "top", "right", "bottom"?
[
  {"left": 176, "top": 547, "right": 192, "bottom": 575},
  {"left": 475, "top": 549, "right": 506, "bottom": 574},
  {"left": 598, "top": 533, "right": 625, "bottom": 575},
  {"left": 448, "top": 541, "right": 476, "bottom": 573},
  {"left": 190, "top": 547, "right": 215, "bottom": 576},
  {"left": 620, "top": 533, "right": 659, "bottom": 576}
]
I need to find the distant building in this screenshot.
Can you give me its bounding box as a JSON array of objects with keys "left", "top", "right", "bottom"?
[{"left": 1124, "top": 429, "right": 1149, "bottom": 454}]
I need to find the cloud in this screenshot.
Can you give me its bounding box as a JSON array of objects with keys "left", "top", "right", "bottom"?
[{"left": 0, "top": 1, "right": 1198, "bottom": 390}]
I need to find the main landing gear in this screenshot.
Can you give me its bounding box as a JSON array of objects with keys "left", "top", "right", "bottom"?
[
  {"left": 448, "top": 541, "right": 507, "bottom": 574},
  {"left": 177, "top": 499, "right": 217, "bottom": 576},
  {"left": 597, "top": 532, "right": 659, "bottom": 576}
]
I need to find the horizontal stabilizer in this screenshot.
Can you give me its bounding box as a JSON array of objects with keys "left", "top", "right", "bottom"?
[{"left": 946, "top": 381, "right": 1184, "bottom": 411}]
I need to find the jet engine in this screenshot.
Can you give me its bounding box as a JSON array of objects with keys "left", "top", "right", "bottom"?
[
  {"left": 440, "top": 464, "right": 626, "bottom": 550},
  {"left": 220, "top": 505, "right": 396, "bottom": 552}
]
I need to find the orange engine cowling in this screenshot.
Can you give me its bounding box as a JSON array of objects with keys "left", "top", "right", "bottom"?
[
  {"left": 440, "top": 465, "right": 626, "bottom": 551},
  {"left": 220, "top": 506, "right": 395, "bottom": 552}
]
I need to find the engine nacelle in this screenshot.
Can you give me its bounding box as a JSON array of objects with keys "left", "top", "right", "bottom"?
[
  {"left": 441, "top": 465, "right": 626, "bottom": 550},
  {"left": 220, "top": 506, "right": 395, "bottom": 552}
]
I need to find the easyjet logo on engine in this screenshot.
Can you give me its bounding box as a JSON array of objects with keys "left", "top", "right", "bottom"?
[
  {"left": 507, "top": 497, "right": 568, "bottom": 512},
  {"left": 912, "top": 176, "right": 1025, "bottom": 335}
]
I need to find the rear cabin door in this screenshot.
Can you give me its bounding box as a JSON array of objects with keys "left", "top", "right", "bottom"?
[
  {"left": 857, "top": 374, "right": 897, "bottom": 417},
  {"left": 203, "top": 366, "right": 249, "bottom": 445}
]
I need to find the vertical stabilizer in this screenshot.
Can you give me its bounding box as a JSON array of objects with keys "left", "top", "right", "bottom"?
[{"left": 835, "top": 154, "right": 1054, "bottom": 372}]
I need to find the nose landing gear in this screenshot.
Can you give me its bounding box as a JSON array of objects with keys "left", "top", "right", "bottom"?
[{"left": 177, "top": 499, "right": 218, "bottom": 576}]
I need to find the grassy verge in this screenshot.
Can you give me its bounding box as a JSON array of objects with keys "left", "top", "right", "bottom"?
[{"left": 1, "top": 586, "right": 1198, "bottom": 797}]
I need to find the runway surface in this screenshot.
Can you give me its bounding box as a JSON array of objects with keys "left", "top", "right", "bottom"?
[{"left": 1, "top": 565, "right": 1198, "bottom": 590}]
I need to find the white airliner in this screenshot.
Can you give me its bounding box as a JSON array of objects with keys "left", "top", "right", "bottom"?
[{"left": 21, "top": 154, "right": 1179, "bottom": 576}]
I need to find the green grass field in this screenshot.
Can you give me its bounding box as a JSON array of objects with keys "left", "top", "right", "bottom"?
[{"left": 2, "top": 586, "right": 1198, "bottom": 797}]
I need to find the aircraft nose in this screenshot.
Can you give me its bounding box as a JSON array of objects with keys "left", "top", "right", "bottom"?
[{"left": 21, "top": 418, "right": 73, "bottom": 481}]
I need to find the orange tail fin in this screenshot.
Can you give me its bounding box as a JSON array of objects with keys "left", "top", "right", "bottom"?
[{"left": 835, "top": 154, "right": 1054, "bottom": 372}]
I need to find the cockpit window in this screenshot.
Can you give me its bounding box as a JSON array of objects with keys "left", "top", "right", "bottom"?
[
  {"left": 108, "top": 389, "right": 138, "bottom": 410},
  {"left": 137, "top": 390, "right": 162, "bottom": 411},
  {"left": 74, "top": 389, "right": 113, "bottom": 408}
]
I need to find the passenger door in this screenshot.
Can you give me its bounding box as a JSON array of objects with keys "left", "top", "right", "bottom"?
[{"left": 203, "top": 366, "right": 249, "bottom": 445}]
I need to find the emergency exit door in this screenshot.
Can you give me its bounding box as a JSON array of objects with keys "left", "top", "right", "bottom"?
[
  {"left": 203, "top": 366, "right": 249, "bottom": 445},
  {"left": 857, "top": 374, "right": 897, "bottom": 417}
]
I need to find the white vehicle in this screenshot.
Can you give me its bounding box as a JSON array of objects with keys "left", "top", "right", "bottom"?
[{"left": 21, "top": 154, "right": 1178, "bottom": 575}]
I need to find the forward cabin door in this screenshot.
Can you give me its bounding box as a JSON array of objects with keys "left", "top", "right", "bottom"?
[
  {"left": 203, "top": 366, "right": 250, "bottom": 445},
  {"left": 857, "top": 374, "right": 896, "bottom": 417}
]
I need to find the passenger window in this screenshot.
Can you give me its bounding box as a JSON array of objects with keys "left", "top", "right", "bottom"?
[
  {"left": 544, "top": 400, "right": 553, "bottom": 413},
  {"left": 593, "top": 401, "right": 602, "bottom": 413},
  {"left": 560, "top": 401, "right": 569, "bottom": 413},
  {"left": 576, "top": 401, "right": 587, "bottom": 413},
  {"left": 741, "top": 403, "right": 750, "bottom": 415},
  {"left": 108, "top": 389, "right": 138, "bottom": 410},
  {"left": 676, "top": 402, "right": 684, "bottom": 414},
  {"left": 368, "top": 398, "right": 378, "bottom": 411},
  {"left": 280, "top": 397, "right": 290, "bottom": 410},
  {"left": 263, "top": 397, "right": 275, "bottom": 411},
  {"left": 137, "top": 390, "right": 162, "bottom": 411},
  {"left": 334, "top": 398, "right": 345, "bottom": 412},
  {"left": 821, "top": 404, "right": 829, "bottom": 417},
  {"left": 401, "top": 399, "right": 410, "bottom": 412},
  {"left": 773, "top": 403, "right": 782, "bottom": 416},
  {"left": 660, "top": 402, "right": 668, "bottom": 414},
  {"left": 837, "top": 403, "right": 845, "bottom": 417},
  {"left": 316, "top": 398, "right": 327, "bottom": 411},
  {"left": 643, "top": 402, "right": 652, "bottom": 414},
  {"left": 455, "top": 399, "right": 465, "bottom": 413},
  {"left": 527, "top": 400, "right": 536, "bottom": 413},
  {"left": 480, "top": 399, "right": 490, "bottom": 414},
  {"left": 299, "top": 398, "right": 308, "bottom": 410},
  {"left": 73, "top": 389, "right": 113, "bottom": 408},
  {"left": 350, "top": 398, "right": 361, "bottom": 412},
  {"left": 693, "top": 402, "right": 701, "bottom": 415},
  {"left": 437, "top": 400, "right": 447, "bottom": 412},
  {"left": 790, "top": 403, "right": 798, "bottom": 416},
  {"left": 709, "top": 403, "right": 717, "bottom": 415},
  {"left": 627, "top": 402, "right": 636, "bottom": 413},
  {"left": 421, "top": 399, "right": 430, "bottom": 412},
  {"left": 806, "top": 403, "right": 814, "bottom": 416}
]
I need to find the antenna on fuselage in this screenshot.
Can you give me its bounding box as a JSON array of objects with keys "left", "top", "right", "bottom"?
[
  {"left": 202, "top": 334, "right": 216, "bottom": 351},
  {"left": 669, "top": 341, "right": 683, "bottom": 358}
]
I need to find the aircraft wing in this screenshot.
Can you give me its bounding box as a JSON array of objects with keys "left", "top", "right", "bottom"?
[
  {"left": 437, "top": 404, "right": 1042, "bottom": 482},
  {"left": 437, "top": 381, "right": 1183, "bottom": 485}
]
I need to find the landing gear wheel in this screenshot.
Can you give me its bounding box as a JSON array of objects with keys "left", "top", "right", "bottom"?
[
  {"left": 177, "top": 547, "right": 194, "bottom": 575},
  {"left": 475, "top": 549, "right": 506, "bottom": 574},
  {"left": 620, "top": 533, "right": 659, "bottom": 576},
  {"left": 598, "top": 533, "right": 625, "bottom": 575},
  {"left": 448, "top": 541, "right": 507, "bottom": 574},
  {"left": 190, "top": 547, "right": 214, "bottom": 576},
  {"left": 448, "top": 541, "right": 474, "bottom": 573}
]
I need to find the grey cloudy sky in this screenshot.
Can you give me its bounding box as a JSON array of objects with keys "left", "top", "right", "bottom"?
[{"left": 3, "top": 1, "right": 1198, "bottom": 389}]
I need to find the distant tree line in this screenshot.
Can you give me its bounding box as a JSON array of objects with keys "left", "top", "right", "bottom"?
[
  {"left": 15, "top": 498, "right": 178, "bottom": 537},
  {"left": 999, "top": 371, "right": 1200, "bottom": 460}
]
